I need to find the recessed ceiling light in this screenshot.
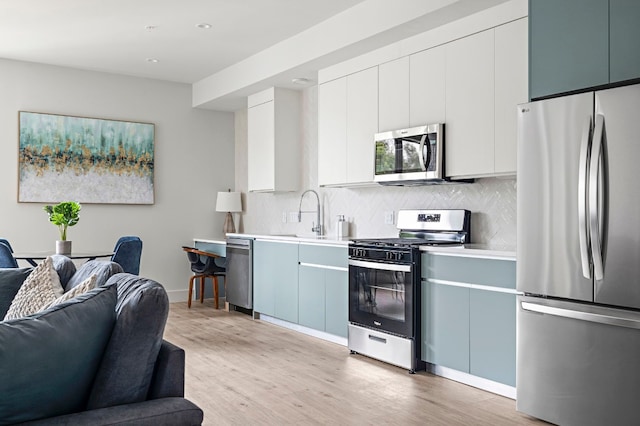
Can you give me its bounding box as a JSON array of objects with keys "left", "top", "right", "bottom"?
[
  {"left": 145, "top": 25, "right": 157, "bottom": 31},
  {"left": 292, "top": 77, "right": 312, "bottom": 85},
  {"left": 146, "top": 58, "right": 159, "bottom": 63},
  {"left": 196, "top": 23, "right": 212, "bottom": 29}
]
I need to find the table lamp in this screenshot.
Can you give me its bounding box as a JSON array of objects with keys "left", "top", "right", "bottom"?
[{"left": 216, "top": 190, "right": 242, "bottom": 234}]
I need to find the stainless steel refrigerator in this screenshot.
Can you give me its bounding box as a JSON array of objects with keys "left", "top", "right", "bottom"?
[{"left": 516, "top": 83, "right": 640, "bottom": 426}]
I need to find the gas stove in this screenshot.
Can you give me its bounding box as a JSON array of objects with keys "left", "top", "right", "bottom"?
[
  {"left": 350, "top": 209, "right": 471, "bottom": 252},
  {"left": 347, "top": 209, "right": 471, "bottom": 373}
]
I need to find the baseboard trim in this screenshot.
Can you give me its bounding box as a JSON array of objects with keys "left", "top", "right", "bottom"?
[
  {"left": 166, "top": 289, "right": 226, "bottom": 307},
  {"left": 426, "top": 363, "right": 516, "bottom": 399},
  {"left": 257, "top": 314, "right": 348, "bottom": 347}
]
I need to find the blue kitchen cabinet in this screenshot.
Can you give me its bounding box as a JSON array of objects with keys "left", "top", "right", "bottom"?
[
  {"left": 298, "top": 244, "right": 348, "bottom": 338},
  {"left": 325, "top": 269, "right": 348, "bottom": 338},
  {"left": 298, "top": 265, "right": 326, "bottom": 331},
  {"left": 421, "top": 252, "right": 517, "bottom": 387},
  {"left": 530, "top": 0, "right": 640, "bottom": 100},
  {"left": 610, "top": 0, "right": 640, "bottom": 83},
  {"left": 529, "top": 0, "right": 608, "bottom": 99},
  {"left": 194, "top": 240, "right": 226, "bottom": 300},
  {"left": 423, "top": 280, "right": 470, "bottom": 372},
  {"left": 469, "top": 289, "right": 516, "bottom": 386},
  {"left": 253, "top": 240, "right": 299, "bottom": 322}
]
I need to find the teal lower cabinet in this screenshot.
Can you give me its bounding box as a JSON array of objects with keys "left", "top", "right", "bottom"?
[
  {"left": 421, "top": 252, "right": 517, "bottom": 390},
  {"left": 324, "top": 269, "right": 348, "bottom": 337},
  {"left": 423, "top": 281, "right": 470, "bottom": 372},
  {"left": 469, "top": 289, "right": 516, "bottom": 386},
  {"left": 298, "top": 243, "right": 348, "bottom": 338},
  {"left": 298, "top": 265, "right": 326, "bottom": 331},
  {"left": 253, "top": 240, "right": 299, "bottom": 323}
]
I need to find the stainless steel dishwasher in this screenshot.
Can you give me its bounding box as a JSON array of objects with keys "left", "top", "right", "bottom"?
[{"left": 225, "top": 237, "right": 253, "bottom": 309}]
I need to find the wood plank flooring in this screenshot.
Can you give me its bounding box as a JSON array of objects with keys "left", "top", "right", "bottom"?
[{"left": 164, "top": 301, "right": 547, "bottom": 425}]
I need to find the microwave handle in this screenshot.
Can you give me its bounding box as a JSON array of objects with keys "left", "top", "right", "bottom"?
[{"left": 418, "top": 134, "right": 430, "bottom": 171}]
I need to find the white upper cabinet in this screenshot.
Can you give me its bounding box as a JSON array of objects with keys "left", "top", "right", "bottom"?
[
  {"left": 445, "top": 29, "right": 495, "bottom": 179},
  {"left": 495, "top": 18, "right": 528, "bottom": 175},
  {"left": 346, "top": 67, "right": 378, "bottom": 184},
  {"left": 318, "top": 78, "right": 347, "bottom": 186},
  {"left": 247, "top": 87, "right": 300, "bottom": 192},
  {"left": 318, "top": 67, "right": 378, "bottom": 187},
  {"left": 410, "top": 45, "right": 446, "bottom": 127},
  {"left": 379, "top": 57, "right": 409, "bottom": 132}
]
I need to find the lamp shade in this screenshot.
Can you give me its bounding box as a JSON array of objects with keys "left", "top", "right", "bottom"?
[{"left": 216, "top": 191, "right": 242, "bottom": 212}]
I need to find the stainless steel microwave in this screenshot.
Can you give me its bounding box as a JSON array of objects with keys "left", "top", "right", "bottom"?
[{"left": 374, "top": 124, "right": 445, "bottom": 185}]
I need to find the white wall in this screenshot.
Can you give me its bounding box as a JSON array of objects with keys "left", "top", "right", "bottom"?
[
  {"left": 0, "top": 59, "right": 235, "bottom": 301},
  {"left": 235, "top": 85, "right": 516, "bottom": 248}
]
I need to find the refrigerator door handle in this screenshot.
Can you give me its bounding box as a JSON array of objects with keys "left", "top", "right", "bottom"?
[
  {"left": 578, "top": 116, "right": 593, "bottom": 279},
  {"left": 589, "top": 114, "right": 605, "bottom": 281},
  {"left": 521, "top": 301, "right": 640, "bottom": 329}
]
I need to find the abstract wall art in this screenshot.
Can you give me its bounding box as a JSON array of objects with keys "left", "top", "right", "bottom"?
[{"left": 18, "top": 111, "right": 155, "bottom": 204}]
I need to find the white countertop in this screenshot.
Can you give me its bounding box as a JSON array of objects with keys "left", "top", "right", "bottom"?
[
  {"left": 196, "top": 234, "right": 515, "bottom": 257},
  {"left": 196, "top": 233, "right": 350, "bottom": 246},
  {"left": 420, "top": 244, "right": 516, "bottom": 260}
]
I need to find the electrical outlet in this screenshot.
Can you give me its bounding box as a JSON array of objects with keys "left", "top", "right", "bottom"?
[
  {"left": 282, "top": 211, "right": 287, "bottom": 223},
  {"left": 384, "top": 211, "right": 395, "bottom": 225},
  {"left": 289, "top": 212, "right": 300, "bottom": 223}
]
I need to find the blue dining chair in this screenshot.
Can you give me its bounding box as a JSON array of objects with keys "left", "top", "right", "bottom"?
[
  {"left": 111, "top": 236, "right": 143, "bottom": 275},
  {"left": 0, "top": 238, "right": 13, "bottom": 253},
  {"left": 0, "top": 242, "right": 18, "bottom": 268}
]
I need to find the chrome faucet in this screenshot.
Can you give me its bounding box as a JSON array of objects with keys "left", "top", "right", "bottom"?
[{"left": 298, "top": 190, "right": 323, "bottom": 236}]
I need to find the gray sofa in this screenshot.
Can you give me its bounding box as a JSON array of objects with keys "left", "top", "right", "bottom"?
[{"left": 0, "top": 260, "right": 203, "bottom": 425}]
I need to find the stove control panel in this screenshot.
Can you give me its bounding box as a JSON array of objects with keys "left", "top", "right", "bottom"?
[
  {"left": 418, "top": 213, "right": 441, "bottom": 222},
  {"left": 349, "top": 246, "right": 414, "bottom": 264}
]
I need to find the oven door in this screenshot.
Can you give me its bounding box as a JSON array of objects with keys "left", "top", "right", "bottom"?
[{"left": 348, "top": 258, "right": 414, "bottom": 337}]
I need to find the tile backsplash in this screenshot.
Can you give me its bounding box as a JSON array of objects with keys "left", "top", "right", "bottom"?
[{"left": 235, "top": 86, "right": 516, "bottom": 247}]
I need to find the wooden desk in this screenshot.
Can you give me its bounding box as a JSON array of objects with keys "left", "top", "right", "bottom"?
[{"left": 13, "top": 251, "right": 114, "bottom": 267}]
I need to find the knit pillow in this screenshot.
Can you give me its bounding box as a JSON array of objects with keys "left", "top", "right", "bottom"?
[
  {"left": 3, "top": 257, "right": 64, "bottom": 321},
  {"left": 42, "top": 274, "right": 98, "bottom": 310}
]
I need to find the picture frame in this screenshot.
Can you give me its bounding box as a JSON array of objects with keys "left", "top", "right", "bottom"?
[{"left": 18, "top": 111, "right": 155, "bottom": 204}]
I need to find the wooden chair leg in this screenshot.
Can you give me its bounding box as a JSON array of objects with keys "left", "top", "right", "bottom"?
[
  {"left": 188, "top": 275, "right": 197, "bottom": 308},
  {"left": 199, "top": 276, "right": 205, "bottom": 304},
  {"left": 213, "top": 276, "right": 219, "bottom": 309}
]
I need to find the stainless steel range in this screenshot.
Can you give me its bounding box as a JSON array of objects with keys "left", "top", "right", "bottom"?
[{"left": 348, "top": 209, "right": 471, "bottom": 373}]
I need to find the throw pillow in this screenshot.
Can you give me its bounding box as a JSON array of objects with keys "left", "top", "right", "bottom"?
[
  {"left": 3, "top": 257, "right": 64, "bottom": 321},
  {"left": 0, "top": 284, "right": 117, "bottom": 424},
  {"left": 0, "top": 267, "right": 32, "bottom": 319},
  {"left": 42, "top": 274, "right": 98, "bottom": 310}
]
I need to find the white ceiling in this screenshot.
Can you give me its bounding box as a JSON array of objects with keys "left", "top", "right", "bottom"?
[
  {"left": 0, "top": 0, "right": 510, "bottom": 111},
  {"left": 0, "top": 0, "right": 365, "bottom": 83}
]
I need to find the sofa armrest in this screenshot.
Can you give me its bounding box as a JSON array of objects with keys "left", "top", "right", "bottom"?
[
  {"left": 16, "top": 397, "right": 203, "bottom": 426},
  {"left": 148, "top": 340, "right": 185, "bottom": 399}
]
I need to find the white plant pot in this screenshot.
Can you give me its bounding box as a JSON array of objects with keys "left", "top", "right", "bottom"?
[{"left": 56, "top": 240, "right": 72, "bottom": 255}]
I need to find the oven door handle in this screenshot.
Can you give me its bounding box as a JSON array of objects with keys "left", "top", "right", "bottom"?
[{"left": 348, "top": 259, "right": 411, "bottom": 272}]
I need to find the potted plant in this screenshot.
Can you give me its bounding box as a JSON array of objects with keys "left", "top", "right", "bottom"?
[{"left": 43, "top": 201, "right": 81, "bottom": 254}]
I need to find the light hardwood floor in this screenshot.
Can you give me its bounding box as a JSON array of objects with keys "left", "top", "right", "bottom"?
[{"left": 164, "top": 301, "right": 547, "bottom": 426}]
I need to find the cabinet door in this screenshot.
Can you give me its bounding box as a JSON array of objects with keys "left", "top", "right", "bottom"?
[
  {"left": 422, "top": 281, "right": 470, "bottom": 372},
  {"left": 529, "top": 0, "right": 608, "bottom": 99},
  {"left": 410, "top": 45, "right": 446, "bottom": 127},
  {"left": 346, "top": 67, "right": 378, "bottom": 184},
  {"left": 273, "top": 242, "right": 299, "bottom": 323},
  {"left": 318, "top": 78, "right": 347, "bottom": 186},
  {"left": 248, "top": 101, "right": 275, "bottom": 191},
  {"left": 298, "top": 265, "right": 326, "bottom": 331},
  {"left": 494, "top": 18, "right": 528, "bottom": 175},
  {"left": 379, "top": 57, "right": 409, "bottom": 132},
  {"left": 610, "top": 0, "right": 640, "bottom": 83},
  {"left": 325, "top": 269, "right": 348, "bottom": 338},
  {"left": 445, "top": 29, "right": 494, "bottom": 178},
  {"left": 253, "top": 240, "right": 277, "bottom": 316},
  {"left": 470, "top": 290, "right": 516, "bottom": 386}
]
